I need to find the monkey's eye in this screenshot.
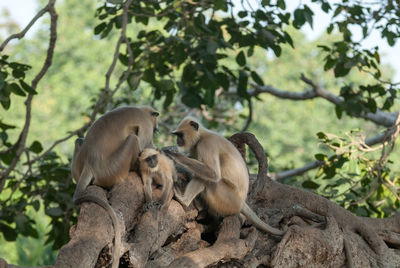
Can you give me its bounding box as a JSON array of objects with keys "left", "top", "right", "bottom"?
[
  {"left": 151, "top": 111, "right": 159, "bottom": 117},
  {"left": 172, "top": 131, "right": 183, "bottom": 138}
]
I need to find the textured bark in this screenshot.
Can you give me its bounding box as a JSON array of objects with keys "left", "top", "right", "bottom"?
[{"left": 53, "top": 133, "right": 400, "bottom": 268}]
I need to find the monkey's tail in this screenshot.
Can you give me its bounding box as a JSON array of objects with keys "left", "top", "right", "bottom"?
[
  {"left": 75, "top": 195, "right": 121, "bottom": 268},
  {"left": 241, "top": 202, "right": 285, "bottom": 236}
]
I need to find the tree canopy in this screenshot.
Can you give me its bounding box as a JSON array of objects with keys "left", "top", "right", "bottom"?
[{"left": 0, "top": 0, "right": 399, "bottom": 266}]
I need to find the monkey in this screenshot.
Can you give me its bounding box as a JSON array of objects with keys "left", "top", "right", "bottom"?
[
  {"left": 164, "top": 117, "right": 285, "bottom": 236},
  {"left": 138, "top": 148, "right": 177, "bottom": 210},
  {"left": 71, "top": 105, "right": 159, "bottom": 268}
]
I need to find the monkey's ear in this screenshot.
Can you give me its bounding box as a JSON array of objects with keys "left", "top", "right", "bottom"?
[
  {"left": 151, "top": 111, "right": 159, "bottom": 117},
  {"left": 189, "top": 121, "right": 199, "bottom": 131}
]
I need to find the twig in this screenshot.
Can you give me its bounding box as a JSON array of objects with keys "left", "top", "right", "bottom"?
[
  {"left": 241, "top": 98, "right": 253, "bottom": 132},
  {"left": 0, "top": 0, "right": 57, "bottom": 193},
  {"left": 0, "top": 3, "right": 50, "bottom": 51}
]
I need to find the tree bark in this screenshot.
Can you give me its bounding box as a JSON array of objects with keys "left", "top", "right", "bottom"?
[{"left": 55, "top": 133, "right": 400, "bottom": 268}]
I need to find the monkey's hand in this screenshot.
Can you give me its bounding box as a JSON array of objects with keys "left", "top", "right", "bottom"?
[
  {"left": 143, "top": 201, "right": 162, "bottom": 212},
  {"left": 161, "top": 147, "right": 181, "bottom": 158}
]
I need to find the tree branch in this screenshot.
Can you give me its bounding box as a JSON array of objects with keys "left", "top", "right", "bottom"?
[
  {"left": 0, "top": 0, "right": 57, "bottom": 192},
  {"left": 249, "top": 74, "right": 398, "bottom": 128},
  {"left": 0, "top": 3, "right": 51, "bottom": 52},
  {"left": 272, "top": 122, "right": 400, "bottom": 181}
]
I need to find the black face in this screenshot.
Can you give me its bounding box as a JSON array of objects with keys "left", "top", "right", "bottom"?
[
  {"left": 145, "top": 154, "right": 158, "bottom": 168},
  {"left": 173, "top": 132, "right": 184, "bottom": 146}
]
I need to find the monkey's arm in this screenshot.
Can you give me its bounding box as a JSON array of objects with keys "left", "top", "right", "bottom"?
[
  {"left": 166, "top": 152, "right": 220, "bottom": 183},
  {"left": 141, "top": 172, "right": 153, "bottom": 204}
]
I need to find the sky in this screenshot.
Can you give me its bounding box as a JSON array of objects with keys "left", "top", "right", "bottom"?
[{"left": 1, "top": 0, "right": 400, "bottom": 81}]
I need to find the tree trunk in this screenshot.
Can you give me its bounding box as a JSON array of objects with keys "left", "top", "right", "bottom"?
[{"left": 54, "top": 133, "right": 400, "bottom": 268}]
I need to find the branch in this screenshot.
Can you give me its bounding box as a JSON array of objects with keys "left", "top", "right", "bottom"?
[
  {"left": 249, "top": 74, "right": 398, "bottom": 128},
  {"left": 0, "top": 0, "right": 57, "bottom": 192},
  {"left": 272, "top": 123, "right": 400, "bottom": 181},
  {"left": 88, "top": 0, "right": 133, "bottom": 122},
  {"left": 0, "top": 4, "right": 50, "bottom": 51},
  {"left": 241, "top": 98, "right": 253, "bottom": 132},
  {"left": 28, "top": 0, "right": 135, "bottom": 165}
]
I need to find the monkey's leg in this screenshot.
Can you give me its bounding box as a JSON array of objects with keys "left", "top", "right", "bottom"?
[
  {"left": 174, "top": 179, "right": 205, "bottom": 208},
  {"left": 73, "top": 166, "right": 92, "bottom": 203},
  {"left": 71, "top": 138, "right": 84, "bottom": 182},
  {"left": 142, "top": 173, "right": 153, "bottom": 204},
  {"left": 98, "top": 134, "right": 140, "bottom": 183}
]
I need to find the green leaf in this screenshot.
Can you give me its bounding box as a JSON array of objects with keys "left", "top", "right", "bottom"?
[
  {"left": 29, "top": 141, "right": 43, "bottom": 154},
  {"left": 335, "top": 105, "right": 343, "bottom": 119},
  {"left": 46, "top": 207, "right": 63, "bottom": 217},
  {"left": 94, "top": 22, "right": 107, "bottom": 35},
  {"left": 314, "top": 153, "right": 327, "bottom": 161},
  {"left": 303, "top": 5, "right": 314, "bottom": 29},
  {"left": 0, "top": 223, "right": 17, "bottom": 241},
  {"left": 293, "top": 8, "right": 305, "bottom": 28},
  {"left": 0, "top": 98, "right": 10, "bottom": 110},
  {"left": 8, "top": 83, "right": 26, "bottom": 97},
  {"left": 302, "top": 180, "right": 319, "bottom": 189},
  {"left": 19, "top": 80, "right": 36, "bottom": 94},
  {"left": 181, "top": 93, "right": 202, "bottom": 108},
  {"left": 277, "top": 0, "right": 286, "bottom": 9},
  {"left": 0, "top": 73, "right": 4, "bottom": 90},
  {"left": 316, "top": 131, "right": 328, "bottom": 140},
  {"left": 238, "top": 11, "right": 247, "bottom": 18},
  {"left": 334, "top": 62, "right": 351, "bottom": 77},
  {"left": 321, "top": 2, "right": 331, "bottom": 13},
  {"left": 236, "top": 51, "right": 246, "bottom": 66},
  {"left": 367, "top": 98, "right": 377, "bottom": 113},
  {"left": 31, "top": 200, "right": 40, "bottom": 211},
  {"left": 0, "top": 120, "right": 15, "bottom": 130},
  {"left": 250, "top": 71, "right": 264, "bottom": 86}
]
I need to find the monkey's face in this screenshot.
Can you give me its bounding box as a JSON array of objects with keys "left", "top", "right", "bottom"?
[
  {"left": 139, "top": 148, "right": 159, "bottom": 171},
  {"left": 140, "top": 106, "right": 159, "bottom": 133},
  {"left": 172, "top": 117, "right": 200, "bottom": 153}
]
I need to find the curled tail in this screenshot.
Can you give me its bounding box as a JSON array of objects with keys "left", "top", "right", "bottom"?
[
  {"left": 75, "top": 195, "right": 121, "bottom": 268},
  {"left": 241, "top": 202, "right": 285, "bottom": 236}
]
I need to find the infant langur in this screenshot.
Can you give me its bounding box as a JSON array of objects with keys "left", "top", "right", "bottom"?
[
  {"left": 139, "top": 148, "right": 177, "bottom": 210},
  {"left": 167, "top": 117, "right": 285, "bottom": 236}
]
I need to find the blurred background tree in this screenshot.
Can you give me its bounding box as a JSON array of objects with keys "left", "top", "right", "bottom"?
[{"left": 0, "top": 0, "right": 399, "bottom": 265}]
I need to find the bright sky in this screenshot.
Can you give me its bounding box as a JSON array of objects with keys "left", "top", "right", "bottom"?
[{"left": 1, "top": 0, "right": 400, "bottom": 81}]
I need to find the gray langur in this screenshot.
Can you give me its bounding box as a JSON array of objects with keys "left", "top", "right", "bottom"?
[
  {"left": 138, "top": 148, "right": 177, "bottom": 210},
  {"left": 71, "top": 105, "right": 159, "bottom": 268},
  {"left": 165, "top": 117, "right": 285, "bottom": 236}
]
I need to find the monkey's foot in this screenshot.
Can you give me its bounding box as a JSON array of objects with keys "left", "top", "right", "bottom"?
[{"left": 143, "top": 201, "right": 162, "bottom": 212}]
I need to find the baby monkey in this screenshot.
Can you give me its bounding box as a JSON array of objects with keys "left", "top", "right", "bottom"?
[{"left": 138, "top": 148, "right": 177, "bottom": 210}]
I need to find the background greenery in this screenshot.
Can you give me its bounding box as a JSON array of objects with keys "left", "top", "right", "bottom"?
[{"left": 0, "top": 0, "right": 399, "bottom": 265}]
